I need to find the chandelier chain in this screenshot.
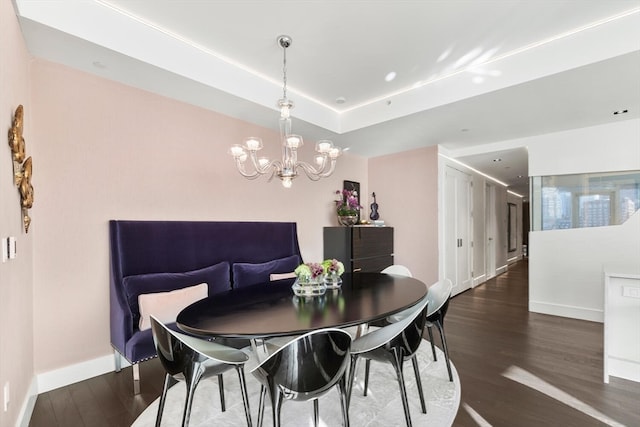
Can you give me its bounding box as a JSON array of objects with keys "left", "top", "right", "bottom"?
[{"left": 282, "top": 42, "right": 288, "bottom": 100}]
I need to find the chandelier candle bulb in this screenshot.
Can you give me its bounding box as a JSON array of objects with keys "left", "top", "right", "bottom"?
[
  {"left": 245, "top": 138, "right": 262, "bottom": 151},
  {"left": 229, "top": 145, "right": 244, "bottom": 157},
  {"left": 286, "top": 135, "right": 302, "bottom": 148},
  {"left": 316, "top": 141, "right": 333, "bottom": 153}
]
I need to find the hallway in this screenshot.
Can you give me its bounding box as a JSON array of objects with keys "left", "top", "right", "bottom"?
[{"left": 448, "top": 260, "right": 639, "bottom": 426}]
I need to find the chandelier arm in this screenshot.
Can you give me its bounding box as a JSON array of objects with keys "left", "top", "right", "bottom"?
[
  {"left": 317, "top": 159, "right": 338, "bottom": 178},
  {"left": 233, "top": 161, "right": 263, "bottom": 180},
  {"left": 296, "top": 161, "right": 328, "bottom": 180}
]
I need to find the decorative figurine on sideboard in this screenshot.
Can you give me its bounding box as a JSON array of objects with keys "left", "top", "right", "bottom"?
[{"left": 370, "top": 192, "right": 380, "bottom": 221}]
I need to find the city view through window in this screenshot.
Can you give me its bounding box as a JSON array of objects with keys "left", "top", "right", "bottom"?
[{"left": 532, "top": 171, "right": 640, "bottom": 231}]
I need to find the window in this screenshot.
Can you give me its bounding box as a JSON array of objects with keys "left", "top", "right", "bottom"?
[{"left": 531, "top": 170, "right": 640, "bottom": 231}]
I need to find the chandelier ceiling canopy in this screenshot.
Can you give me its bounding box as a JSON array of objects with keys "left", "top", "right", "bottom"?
[{"left": 229, "top": 35, "right": 341, "bottom": 188}]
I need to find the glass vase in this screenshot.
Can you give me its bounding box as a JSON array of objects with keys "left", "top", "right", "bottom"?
[
  {"left": 323, "top": 271, "right": 343, "bottom": 289},
  {"left": 292, "top": 276, "right": 326, "bottom": 297},
  {"left": 338, "top": 215, "right": 358, "bottom": 226}
]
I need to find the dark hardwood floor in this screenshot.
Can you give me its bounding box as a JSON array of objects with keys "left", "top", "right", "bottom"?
[{"left": 29, "top": 260, "right": 640, "bottom": 426}]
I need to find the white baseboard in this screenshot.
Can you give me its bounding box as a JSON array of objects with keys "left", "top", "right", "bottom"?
[
  {"left": 16, "top": 377, "right": 37, "bottom": 427},
  {"left": 472, "top": 274, "right": 486, "bottom": 287},
  {"left": 496, "top": 264, "right": 508, "bottom": 275},
  {"left": 529, "top": 300, "right": 603, "bottom": 323},
  {"left": 606, "top": 356, "right": 640, "bottom": 383},
  {"left": 36, "top": 354, "right": 118, "bottom": 394}
]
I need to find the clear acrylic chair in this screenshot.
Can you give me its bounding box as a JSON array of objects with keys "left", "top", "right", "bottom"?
[
  {"left": 348, "top": 297, "right": 429, "bottom": 427},
  {"left": 252, "top": 328, "right": 352, "bottom": 427},
  {"left": 150, "top": 315, "right": 252, "bottom": 427}
]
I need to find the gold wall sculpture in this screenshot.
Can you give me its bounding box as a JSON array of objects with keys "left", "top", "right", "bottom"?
[{"left": 8, "top": 105, "right": 34, "bottom": 233}]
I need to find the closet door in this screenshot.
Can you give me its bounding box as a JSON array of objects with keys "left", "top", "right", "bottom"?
[{"left": 444, "top": 166, "right": 472, "bottom": 296}]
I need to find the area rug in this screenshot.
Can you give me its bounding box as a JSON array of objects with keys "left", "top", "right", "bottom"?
[{"left": 132, "top": 342, "right": 460, "bottom": 427}]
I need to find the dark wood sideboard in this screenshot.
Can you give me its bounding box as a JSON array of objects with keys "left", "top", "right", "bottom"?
[{"left": 323, "top": 226, "right": 394, "bottom": 273}]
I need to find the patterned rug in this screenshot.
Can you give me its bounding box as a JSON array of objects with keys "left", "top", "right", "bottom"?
[{"left": 132, "top": 342, "right": 460, "bottom": 427}]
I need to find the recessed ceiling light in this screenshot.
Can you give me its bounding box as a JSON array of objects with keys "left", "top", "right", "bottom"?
[
  {"left": 613, "top": 109, "right": 628, "bottom": 115},
  {"left": 385, "top": 71, "right": 397, "bottom": 82},
  {"left": 461, "top": 128, "right": 469, "bottom": 132},
  {"left": 335, "top": 97, "right": 346, "bottom": 104}
]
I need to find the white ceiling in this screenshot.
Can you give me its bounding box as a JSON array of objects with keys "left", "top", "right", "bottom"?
[{"left": 13, "top": 1, "right": 640, "bottom": 198}]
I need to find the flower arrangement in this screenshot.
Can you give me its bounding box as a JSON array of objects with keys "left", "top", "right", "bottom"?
[
  {"left": 335, "top": 189, "right": 362, "bottom": 216},
  {"left": 322, "top": 258, "right": 345, "bottom": 275},
  {"left": 294, "top": 259, "right": 345, "bottom": 281},
  {"left": 294, "top": 262, "right": 324, "bottom": 281}
]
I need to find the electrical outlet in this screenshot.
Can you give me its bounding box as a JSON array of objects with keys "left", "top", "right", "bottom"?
[
  {"left": 8, "top": 237, "right": 16, "bottom": 260},
  {"left": 3, "top": 381, "right": 9, "bottom": 412}
]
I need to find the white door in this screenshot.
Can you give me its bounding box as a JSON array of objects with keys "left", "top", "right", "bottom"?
[
  {"left": 485, "top": 183, "right": 497, "bottom": 280},
  {"left": 444, "top": 166, "right": 472, "bottom": 296}
]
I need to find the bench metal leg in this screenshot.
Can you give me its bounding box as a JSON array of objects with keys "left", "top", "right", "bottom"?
[
  {"left": 114, "top": 350, "right": 122, "bottom": 372},
  {"left": 133, "top": 362, "right": 141, "bottom": 395}
]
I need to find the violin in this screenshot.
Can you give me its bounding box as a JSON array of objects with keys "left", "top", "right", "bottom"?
[{"left": 370, "top": 192, "right": 380, "bottom": 221}]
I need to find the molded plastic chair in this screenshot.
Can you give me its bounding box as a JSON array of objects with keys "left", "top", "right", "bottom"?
[
  {"left": 381, "top": 264, "right": 413, "bottom": 277},
  {"left": 252, "top": 328, "right": 352, "bottom": 427},
  {"left": 150, "top": 316, "right": 252, "bottom": 427},
  {"left": 348, "top": 297, "right": 429, "bottom": 427},
  {"left": 384, "top": 279, "right": 455, "bottom": 382},
  {"left": 425, "top": 279, "right": 454, "bottom": 381}
]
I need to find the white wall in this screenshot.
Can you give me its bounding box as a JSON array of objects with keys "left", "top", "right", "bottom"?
[{"left": 528, "top": 119, "right": 640, "bottom": 322}]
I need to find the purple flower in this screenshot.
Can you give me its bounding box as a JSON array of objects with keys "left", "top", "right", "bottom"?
[{"left": 335, "top": 189, "right": 362, "bottom": 215}]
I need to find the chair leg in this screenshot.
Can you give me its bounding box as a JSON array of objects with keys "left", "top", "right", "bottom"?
[
  {"left": 390, "top": 350, "right": 413, "bottom": 427},
  {"left": 261, "top": 381, "right": 284, "bottom": 427},
  {"left": 133, "top": 362, "right": 141, "bottom": 395},
  {"left": 155, "top": 373, "right": 177, "bottom": 427},
  {"left": 271, "top": 387, "right": 284, "bottom": 427},
  {"left": 411, "top": 357, "right": 427, "bottom": 414},
  {"left": 427, "top": 326, "right": 437, "bottom": 361},
  {"left": 235, "top": 366, "right": 253, "bottom": 427},
  {"left": 257, "top": 385, "right": 266, "bottom": 427},
  {"left": 338, "top": 375, "right": 351, "bottom": 427},
  {"left": 217, "top": 374, "right": 225, "bottom": 412},
  {"left": 363, "top": 359, "right": 371, "bottom": 396},
  {"left": 346, "top": 355, "right": 358, "bottom": 409},
  {"left": 181, "top": 365, "right": 205, "bottom": 427},
  {"left": 313, "top": 399, "right": 319, "bottom": 427},
  {"left": 435, "top": 320, "right": 453, "bottom": 382}
]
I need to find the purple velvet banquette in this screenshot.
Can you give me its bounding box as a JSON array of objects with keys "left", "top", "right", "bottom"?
[{"left": 109, "top": 220, "right": 302, "bottom": 393}]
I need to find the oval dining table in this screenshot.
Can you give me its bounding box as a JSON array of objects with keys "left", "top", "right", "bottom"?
[{"left": 177, "top": 272, "right": 428, "bottom": 339}]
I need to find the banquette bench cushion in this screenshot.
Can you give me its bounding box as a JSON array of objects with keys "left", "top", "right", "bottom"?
[{"left": 110, "top": 220, "right": 302, "bottom": 365}]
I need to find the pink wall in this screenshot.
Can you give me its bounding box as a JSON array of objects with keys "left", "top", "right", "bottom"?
[
  {"left": 2, "top": 3, "right": 440, "bottom": 413},
  {"left": 0, "top": 0, "right": 35, "bottom": 425},
  {"left": 369, "top": 147, "right": 439, "bottom": 286},
  {"left": 29, "top": 59, "right": 368, "bottom": 373}
]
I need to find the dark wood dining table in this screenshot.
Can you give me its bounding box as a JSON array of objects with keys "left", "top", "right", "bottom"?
[{"left": 177, "top": 272, "right": 428, "bottom": 339}]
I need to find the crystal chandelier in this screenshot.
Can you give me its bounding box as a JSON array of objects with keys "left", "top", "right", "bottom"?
[{"left": 229, "top": 35, "right": 341, "bottom": 188}]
